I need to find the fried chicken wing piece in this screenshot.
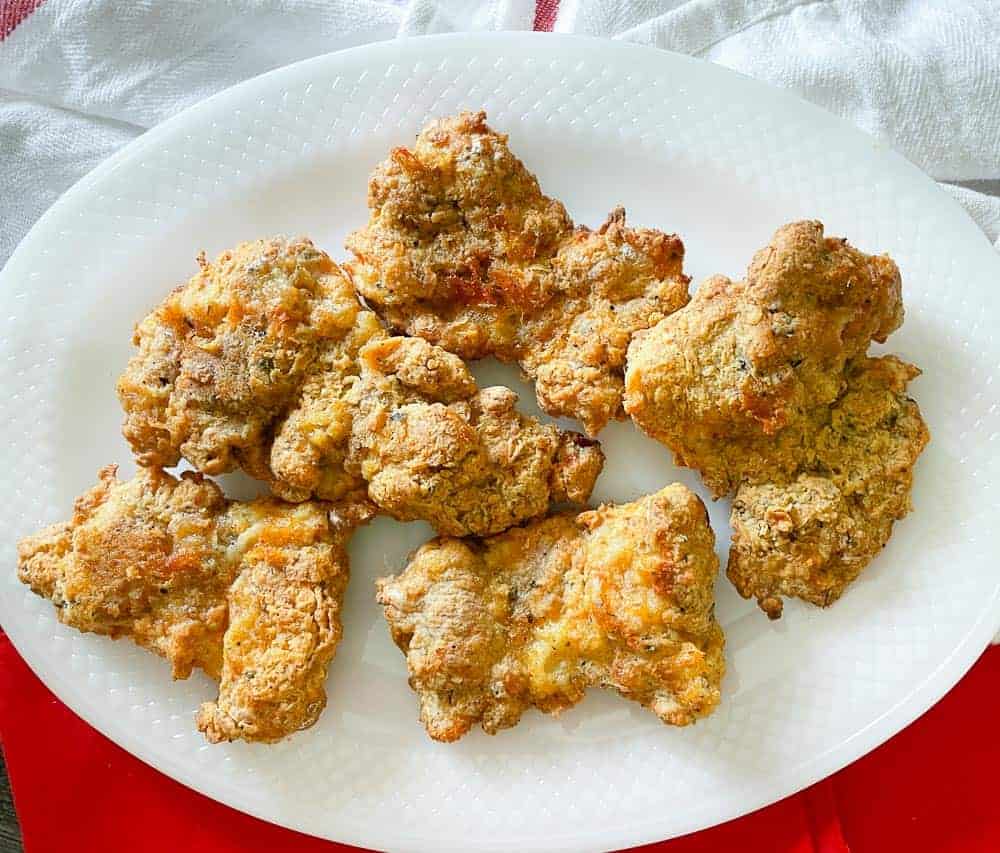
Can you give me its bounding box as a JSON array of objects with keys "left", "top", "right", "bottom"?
[
  {"left": 118, "top": 238, "right": 604, "bottom": 535},
  {"left": 346, "top": 111, "right": 690, "bottom": 436},
  {"left": 347, "top": 336, "right": 604, "bottom": 536},
  {"left": 624, "top": 221, "right": 928, "bottom": 617},
  {"left": 17, "top": 465, "right": 372, "bottom": 743},
  {"left": 376, "top": 485, "right": 724, "bottom": 741}
]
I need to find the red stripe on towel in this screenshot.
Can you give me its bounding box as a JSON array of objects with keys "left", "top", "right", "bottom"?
[
  {"left": 1, "top": 0, "right": 44, "bottom": 41},
  {"left": 533, "top": 0, "right": 560, "bottom": 32}
]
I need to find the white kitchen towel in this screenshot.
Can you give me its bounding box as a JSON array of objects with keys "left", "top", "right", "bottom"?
[
  {"left": 555, "top": 0, "right": 1000, "bottom": 238},
  {"left": 3, "top": 0, "right": 999, "bottom": 265}
]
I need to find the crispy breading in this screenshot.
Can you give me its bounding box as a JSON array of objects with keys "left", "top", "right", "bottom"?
[
  {"left": 727, "top": 357, "right": 929, "bottom": 617},
  {"left": 376, "top": 485, "right": 724, "bottom": 742},
  {"left": 16, "top": 465, "right": 371, "bottom": 743},
  {"left": 118, "top": 238, "right": 604, "bottom": 535},
  {"left": 346, "top": 111, "right": 690, "bottom": 436},
  {"left": 347, "top": 337, "right": 604, "bottom": 536},
  {"left": 624, "top": 221, "right": 928, "bottom": 617},
  {"left": 118, "top": 237, "right": 368, "bottom": 483},
  {"left": 264, "top": 308, "right": 385, "bottom": 503}
]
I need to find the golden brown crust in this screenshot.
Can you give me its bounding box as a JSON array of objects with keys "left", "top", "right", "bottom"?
[
  {"left": 266, "top": 309, "right": 385, "bottom": 502},
  {"left": 18, "top": 466, "right": 232, "bottom": 680},
  {"left": 118, "top": 238, "right": 366, "bottom": 480},
  {"left": 118, "top": 238, "right": 604, "bottom": 535},
  {"left": 16, "top": 466, "right": 371, "bottom": 743},
  {"left": 346, "top": 337, "right": 604, "bottom": 536},
  {"left": 375, "top": 485, "right": 724, "bottom": 742},
  {"left": 346, "top": 112, "right": 690, "bottom": 436},
  {"left": 726, "top": 356, "right": 929, "bottom": 617},
  {"left": 624, "top": 222, "right": 928, "bottom": 617}
]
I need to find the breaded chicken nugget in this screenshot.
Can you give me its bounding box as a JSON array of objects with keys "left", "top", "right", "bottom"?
[
  {"left": 347, "top": 336, "right": 603, "bottom": 536},
  {"left": 17, "top": 465, "right": 371, "bottom": 743},
  {"left": 376, "top": 485, "right": 724, "bottom": 742},
  {"left": 346, "top": 111, "right": 690, "bottom": 436},
  {"left": 625, "top": 221, "right": 928, "bottom": 617},
  {"left": 118, "top": 237, "right": 371, "bottom": 487},
  {"left": 727, "top": 356, "right": 928, "bottom": 617}
]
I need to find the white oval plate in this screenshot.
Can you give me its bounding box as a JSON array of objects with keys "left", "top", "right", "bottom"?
[{"left": 2, "top": 32, "right": 998, "bottom": 853}]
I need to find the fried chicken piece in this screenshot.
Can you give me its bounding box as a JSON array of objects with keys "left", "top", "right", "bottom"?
[
  {"left": 264, "top": 307, "right": 385, "bottom": 502},
  {"left": 118, "top": 238, "right": 603, "bottom": 535},
  {"left": 346, "top": 111, "right": 690, "bottom": 436},
  {"left": 376, "top": 485, "right": 724, "bottom": 742},
  {"left": 118, "top": 237, "right": 369, "bottom": 485},
  {"left": 17, "top": 465, "right": 371, "bottom": 743},
  {"left": 347, "top": 336, "right": 604, "bottom": 536},
  {"left": 728, "top": 357, "right": 929, "bottom": 617},
  {"left": 625, "top": 220, "right": 904, "bottom": 495},
  {"left": 258, "top": 302, "right": 385, "bottom": 501},
  {"left": 624, "top": 221, "right": 928, "bottom": 617}
]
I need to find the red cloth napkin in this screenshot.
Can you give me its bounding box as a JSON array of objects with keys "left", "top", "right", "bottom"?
[{"left": 1, "top": 633, "right": 997, "bottom": 853}]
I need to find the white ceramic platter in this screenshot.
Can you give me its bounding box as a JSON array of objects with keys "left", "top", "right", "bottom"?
[{"left": 2, "top": 32, "right": 998, "bottom": 853}]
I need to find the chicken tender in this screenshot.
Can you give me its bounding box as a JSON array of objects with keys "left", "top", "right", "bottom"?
[
  {"left": 17, "top": 465, "right": 371, "bottom": 743},
  {"left": 346, "top": 111, "right": 690, "bottom": 436},
  {"left": 624, "top": 221, "right": 928, "bottom": 617},
  {"left": 118, "top": 238, "right": 603, "bottom": 536},
  {"left": 376, "top": 485, "right": 724, "bottom": 742}
]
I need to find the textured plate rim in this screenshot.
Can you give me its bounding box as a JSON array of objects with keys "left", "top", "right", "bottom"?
[{"left": 1, "top": 31, "right": 998, "bottom": 853}]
